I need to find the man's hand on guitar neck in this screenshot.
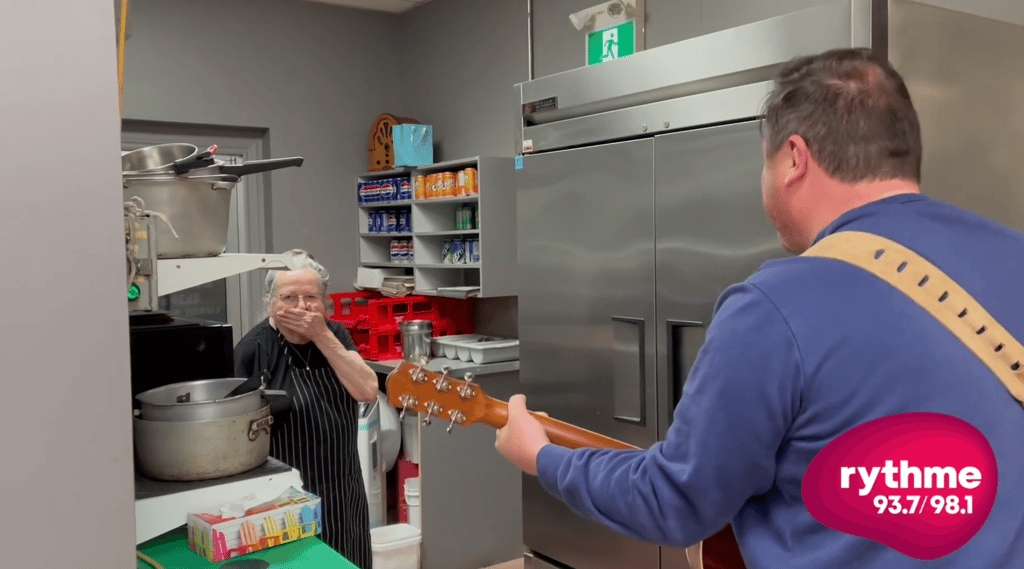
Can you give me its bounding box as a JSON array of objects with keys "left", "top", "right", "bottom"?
[{"left": 496, "top": 394, "right": 551, "bottom": 476}]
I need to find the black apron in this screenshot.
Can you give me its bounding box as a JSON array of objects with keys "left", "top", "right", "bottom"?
[{"left": 269, "top": 342, "right": 372, "bottom": 569}]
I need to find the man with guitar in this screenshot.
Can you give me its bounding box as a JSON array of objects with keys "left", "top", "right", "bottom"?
[{"left": 494, "top": 48, "right": 1024, "bottom": 567}]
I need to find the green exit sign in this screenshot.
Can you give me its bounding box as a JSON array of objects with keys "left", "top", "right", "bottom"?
[{"left": 587, "top": 20, "right": 636, "bottom": 66}]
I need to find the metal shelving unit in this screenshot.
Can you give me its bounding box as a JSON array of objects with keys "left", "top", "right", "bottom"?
[
  {"left": 156, "top": 252, "right": 299, "bottom": 296},
  {"left": 356, "top": 156, "right": 516, "bottom": 298}
]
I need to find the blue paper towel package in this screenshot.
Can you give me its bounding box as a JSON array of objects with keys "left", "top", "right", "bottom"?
[{"left": 393, "top": 124, "right": 434, "bottom": 167}]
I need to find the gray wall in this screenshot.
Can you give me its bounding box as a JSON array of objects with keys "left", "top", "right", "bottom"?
[
  {"left": 123, "top": 0, "right": 407, "bottom": 291},
  {"left": 533, "top": 0, "right": 1024, "bottom": 78},
  {"left": 399, "top": 0, "right": 530, "bottom": 160},
  {"left": 1, "top": 2, "right": 135, "bottom": 568}
]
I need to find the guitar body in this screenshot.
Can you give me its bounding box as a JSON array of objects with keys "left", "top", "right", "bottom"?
[{"left": 386, "top": 361, "right": 748, "bottom": 569}]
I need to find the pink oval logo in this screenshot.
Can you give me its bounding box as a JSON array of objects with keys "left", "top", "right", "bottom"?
[{"left": 802, "top": 412, "right": 997, "bottom": 560}]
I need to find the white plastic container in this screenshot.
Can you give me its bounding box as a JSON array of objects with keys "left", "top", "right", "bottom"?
[
  {"left": 371, "top": 523, "right": 421, "bottom": 569},
  {"left": 358, "top": 398, "right": 386, "bottom": 529},
  {"left": 434, "top": 334, "right": 488, "bottom": 359},
  {"left": 401, "top": 412, "right": 420, "bottom": 464},
  {"left": 405, "top": 477, "right": 421, "bottom": 529},
  {"left": 446, "top": 337, "right": 520, "bottom": 364}
]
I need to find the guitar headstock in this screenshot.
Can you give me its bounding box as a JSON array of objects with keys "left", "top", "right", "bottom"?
[{"left": 385, "top": 360, "right": 489, "bottom": 432}]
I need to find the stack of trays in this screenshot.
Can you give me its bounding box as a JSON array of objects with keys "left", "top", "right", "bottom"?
[{"left": 431, "top": 334, "right": 519, "bottom": 364}]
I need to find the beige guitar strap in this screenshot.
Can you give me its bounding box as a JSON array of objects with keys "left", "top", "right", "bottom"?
[{"left": 801, "top": 230, "right": 1024, "bottom": 405}]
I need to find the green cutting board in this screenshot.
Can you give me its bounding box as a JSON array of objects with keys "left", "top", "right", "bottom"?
[{"left": 137, "top": 527, "right": 359, "bottom": 569}]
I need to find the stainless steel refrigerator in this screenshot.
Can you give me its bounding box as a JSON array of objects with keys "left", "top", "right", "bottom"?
[{"left": 512, "top": 1, "right": 1024, "bottom": 568}]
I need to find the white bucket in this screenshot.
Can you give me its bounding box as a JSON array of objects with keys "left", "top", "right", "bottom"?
[
  {"left": 404, "top": 477, "right": 421, "bottom": 529},
  {"left": 371, "top": 523, "right": 421, "bottom": 569}
]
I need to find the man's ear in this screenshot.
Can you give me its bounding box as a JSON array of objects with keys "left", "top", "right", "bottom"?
[{"left": 783, "top": 134, "right": 810, "bottom": 188}]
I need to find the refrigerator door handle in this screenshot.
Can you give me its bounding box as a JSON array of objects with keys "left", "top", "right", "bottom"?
[
  {"left": 666, "top": 319, "right": 704, "bottom": 407},
  {"left": 611, "top": 315, "right": 647, "bottom": 426}
]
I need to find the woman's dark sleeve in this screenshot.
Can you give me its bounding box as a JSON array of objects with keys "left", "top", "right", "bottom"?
[{"left": 329, "top": 320, "right": 359, "bottom": 352}]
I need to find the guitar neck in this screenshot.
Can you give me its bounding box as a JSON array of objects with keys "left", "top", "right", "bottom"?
[{"left": 481, "top": 396, "right": 639, "bottom": 451}]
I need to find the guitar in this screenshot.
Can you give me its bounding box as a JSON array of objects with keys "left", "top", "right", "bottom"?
[{"left": 385, "top": 361, "right": 747, "bottom": 569}]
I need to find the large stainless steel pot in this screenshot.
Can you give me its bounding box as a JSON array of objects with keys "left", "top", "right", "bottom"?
[
  {"left": 135, "top": 378, "right": 264, "bottom": 422},
  {"left": 122, "top": 143, "right": 198, "bottom": 173},
  {"left": 133, "top": 404, "right": 272, "bottom": 481},
  {"left": 122, "top": 174, "right": 237, "bottom": 258}
]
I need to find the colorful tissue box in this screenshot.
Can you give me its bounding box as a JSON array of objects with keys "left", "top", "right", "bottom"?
[{"left": 187, "top": 487, "right": 323, "bottom": 562}]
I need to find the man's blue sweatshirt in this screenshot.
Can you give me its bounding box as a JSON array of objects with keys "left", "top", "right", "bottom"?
[{"left": 537, "top": 194, "right": 1024, "bottom": 568}]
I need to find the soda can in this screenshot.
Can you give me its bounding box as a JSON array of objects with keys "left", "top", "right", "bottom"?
[
  {"left": 472, "top": 238, "right": 481, "bottom": 263},
  {"left": 400, "top": 179, "right": 412, "bottom": 201},
  {"left": 456, "top": 170, "right": 468, "bottom": 196},
  {"left": 367, "top": 212, "right": 374, "bottom": 233},
  {"left": 432, "top": 174, "right": 442, "bottom": 198},
  {"left": 377, "top": 211, "right": 386, "bottom": 233},
  {"left": 442, "top": 172, "right": 456, "bottom": 197},
  {"left": 390, "top": 239, "right": 400, "bottom": 263},
  {"left": 408, "top": 239, "right": 415, "bottom": 263},
  {"left": 451, "top": 239, "right": 465, "bottom": 264},
  {"left": 414, "top": 175, "right": 427, "bottom": 200},
  {"left": 397, "top": 239, "right": 408, "bottom": 263},
  {"left": 386, "top": 211, "right": 398, "bottom": 233},
  {"left": 441, "top": 239, "right": 453, "bottom": 263},
  {"left": 371, "top": 181, "right": 382, "bottom": 203},
  {"left": 465, "top": 168, "right": 478, "bottom": 194},
  {"left": 397, "top": 209, "right": 408, "bottom": 233},
  {"left": 465, "top": 238, "right": 474, "bottom": 263},
  {"left": 357, "top": 181, "right": 365, "bottom": 204}
]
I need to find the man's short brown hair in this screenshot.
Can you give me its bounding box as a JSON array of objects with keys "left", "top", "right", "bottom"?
[{"left": 762, "top": 48, "right": 922, "bottom": 184}]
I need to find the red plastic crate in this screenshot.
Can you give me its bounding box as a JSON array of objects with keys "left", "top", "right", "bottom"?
[
  {"left": 367, "top": 296, "right": 439, "bottom": 328},
  {"left": 364, "top": 324, "right": 403, "bottom": 361},
  {"left": 327, "top": 291, "right": 478, "bottom": 360},
  {"left": 328, "top": 290, "right": 383, "bottom": 329}
]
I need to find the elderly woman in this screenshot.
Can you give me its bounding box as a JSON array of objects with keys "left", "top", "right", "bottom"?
[{"left": 234, "top": 250, "right": 378, "bottom": 568}]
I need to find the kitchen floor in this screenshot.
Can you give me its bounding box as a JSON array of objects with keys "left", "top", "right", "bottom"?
[{"left": 481, "top": 558, "right": 524, "bottom": 569}]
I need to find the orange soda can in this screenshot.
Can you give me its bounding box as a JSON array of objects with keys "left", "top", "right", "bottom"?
[
  {"left": 442, "top": 172, "right": 456, "bottom": 197},
  {"left": 414, "top": 175, "right": 427, "bottom": 200},
  {"left": 465, "top": 168, "right": 478, "bottom": 194}
]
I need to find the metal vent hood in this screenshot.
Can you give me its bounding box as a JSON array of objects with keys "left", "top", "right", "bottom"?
[{"left": 514, "top": 0, "right": 885, "bottom": 154}]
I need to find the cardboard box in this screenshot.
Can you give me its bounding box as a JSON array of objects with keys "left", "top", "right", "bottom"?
[{"left": 187, "top": 487, "right": 323, "bottom": 562}]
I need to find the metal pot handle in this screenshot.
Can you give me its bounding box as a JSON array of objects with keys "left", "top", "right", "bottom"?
[{"left": 248, "top": 415, "right": 274, "bottom": 441}]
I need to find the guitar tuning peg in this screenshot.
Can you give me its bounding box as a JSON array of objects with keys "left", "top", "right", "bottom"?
[
  {"left": 412, "top": 359, "right": 428, "bottom": 383},
  {"left": 446, "top": 409, "right": 466, "bottom": 434},
  {"left": 422, "top": 401, "right": 442, "bottom": 427},
  {"left": 398, "top": 394, "right": 417, "bottom": 420},
  {"left": 458, "top": 372, "right": 476, "bottom": 399}
]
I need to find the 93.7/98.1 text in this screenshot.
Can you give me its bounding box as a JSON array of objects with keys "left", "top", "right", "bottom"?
[{"left": 874, "top": 495, "right": 974, "bottom": 515}]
